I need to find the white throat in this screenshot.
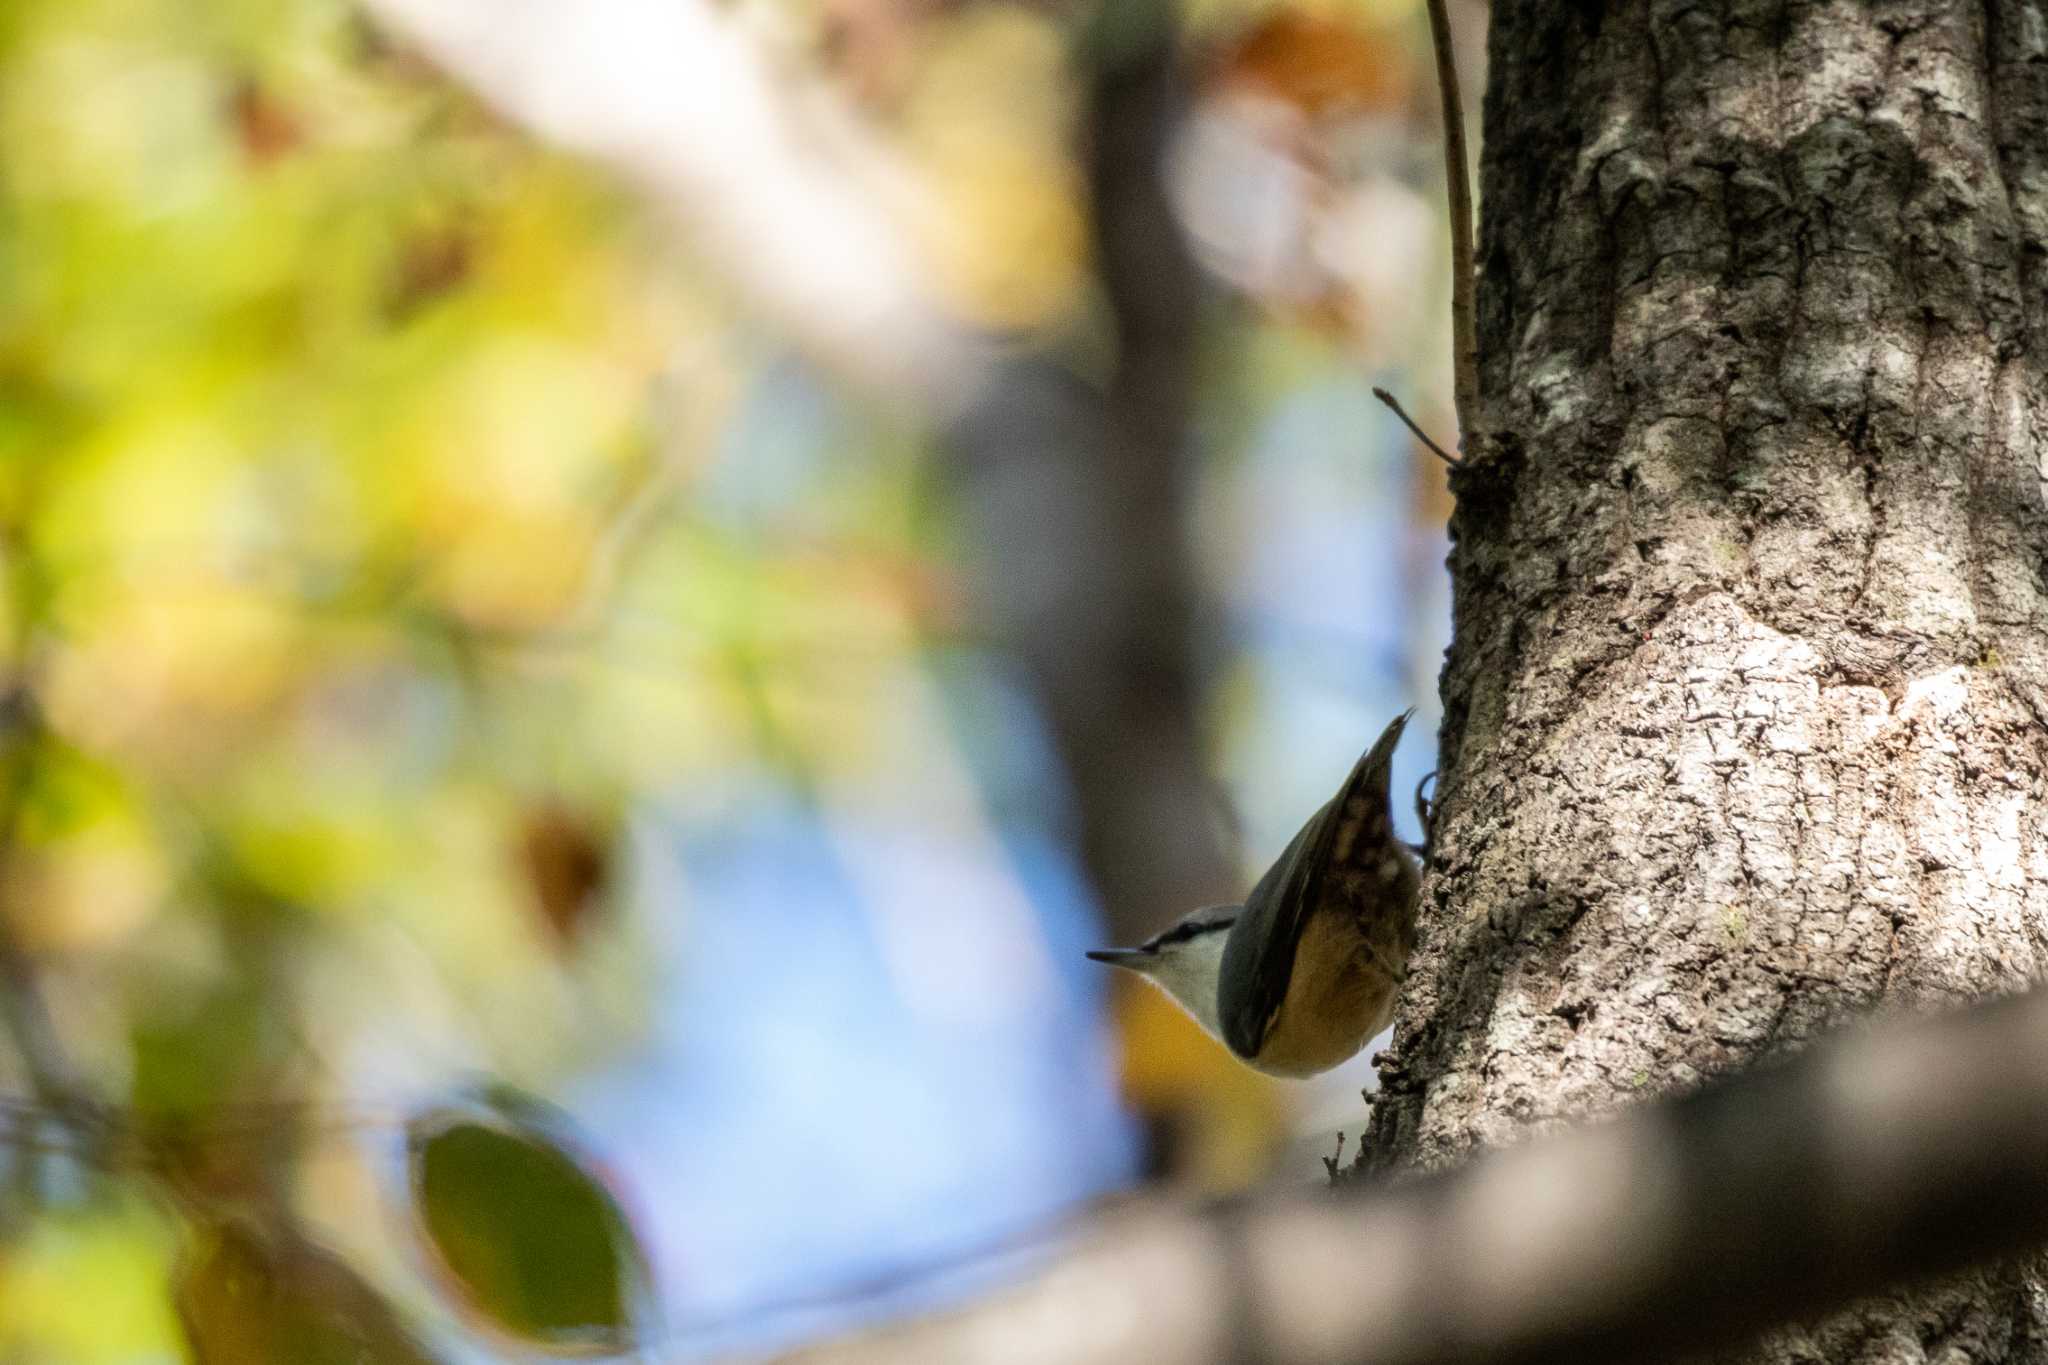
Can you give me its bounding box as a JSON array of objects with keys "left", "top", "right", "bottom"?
[{"left": 1141, "top": 929, "right": 1230, "bottom": 1042}]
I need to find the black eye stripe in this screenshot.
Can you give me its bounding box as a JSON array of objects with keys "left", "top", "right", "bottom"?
[{"left": 1145, "top": 916, "right": 1236, "bottom": 950}]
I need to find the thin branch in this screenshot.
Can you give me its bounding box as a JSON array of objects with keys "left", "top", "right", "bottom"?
[
  {"left": 0, "top": 946, "right": 94, "bottom": 1124},
  {"left": 789, "top": 986, "right": 2048, "bottom": 1365},
  {"left": 1425, "top": 0, "right": 1481, "bottom": 452},
  {"left": 1373, "top": 387, "right": 1459, "bottom": 466},
  {"left": 0, "top": 693, "right": 110, "bottom": 1149}
]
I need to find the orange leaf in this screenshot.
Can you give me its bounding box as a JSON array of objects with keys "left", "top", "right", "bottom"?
[{"left": 1212, "top": 12, "right": 1412, "bottom": 119}]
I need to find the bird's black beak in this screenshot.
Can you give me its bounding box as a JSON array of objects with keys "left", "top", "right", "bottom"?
[{"left": 1085, "top": 949, "right": 1148, "bottom": 966}]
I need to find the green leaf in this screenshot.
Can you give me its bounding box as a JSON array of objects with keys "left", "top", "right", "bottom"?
[{"left": 407, "top": 1087, "right": 645, "bottom": 1354}]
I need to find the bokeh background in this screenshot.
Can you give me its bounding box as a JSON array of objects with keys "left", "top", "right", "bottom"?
[{"left": 0, "top": 0, "right": 1474, "bottom": 1357}]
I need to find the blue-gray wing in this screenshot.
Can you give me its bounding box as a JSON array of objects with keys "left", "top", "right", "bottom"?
[{"left": 1217, "top": 710, "right": 1411, "bottom": 1059}]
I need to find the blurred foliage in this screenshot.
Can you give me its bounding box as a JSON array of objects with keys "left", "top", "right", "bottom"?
[
  {"left": 0, "top": 1195, "right": 185, "bottom": 1360},
  {"left": 1105, "top": 975, "right": 1289, "bottom": 1190},
  {"left": 0, "top": 0, "right": 1454, "bottom": 1350},
  {"left": 0, "top": 0, "right": 698, "bottom": 1034},
  {"left": 0, "top": 0, "right": 721, "bottom": 1353}
]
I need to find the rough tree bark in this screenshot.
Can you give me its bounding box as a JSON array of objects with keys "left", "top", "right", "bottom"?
[{"left": 1367, "top": 0, "right": 2048, "bottom": 1359}]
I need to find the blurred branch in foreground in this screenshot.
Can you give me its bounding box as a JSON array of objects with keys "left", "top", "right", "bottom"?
[
  {"left": 359, "top": 0, "right": 995, "bottom": 405},
  {"left": 787, "top": 984, "right": 2048, "bottom": 1365}
]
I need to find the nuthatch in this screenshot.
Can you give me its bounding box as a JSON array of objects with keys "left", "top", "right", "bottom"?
[{"left": 1087, "top": 711, "right": 1420, "bottom": 1077}]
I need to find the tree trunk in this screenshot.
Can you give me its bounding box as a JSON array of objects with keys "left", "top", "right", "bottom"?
[{"left": 1369, "top": 0, "right": 2048, "bottom": 1358}]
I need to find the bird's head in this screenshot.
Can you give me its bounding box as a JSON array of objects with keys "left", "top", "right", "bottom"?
[{"left": 1086, "top": 908, "right": 1239, "bottom": 1044}]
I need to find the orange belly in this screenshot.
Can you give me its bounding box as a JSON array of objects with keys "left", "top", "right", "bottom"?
[{"left": 1251, "top": 910, "right": 1399, "bottom": 1077}]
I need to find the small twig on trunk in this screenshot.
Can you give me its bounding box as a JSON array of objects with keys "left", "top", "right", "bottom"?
[
  {"left": 1373, "top": 387, "right": 1459, "bottom": 466},
  {"left": 1425, "top": 0, "right": 1480, "bottom": 453}
]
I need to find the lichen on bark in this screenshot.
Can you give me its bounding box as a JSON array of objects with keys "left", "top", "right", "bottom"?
[{"left": 1367, "top": 1, "right": 2048, "bottom": 1358}]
